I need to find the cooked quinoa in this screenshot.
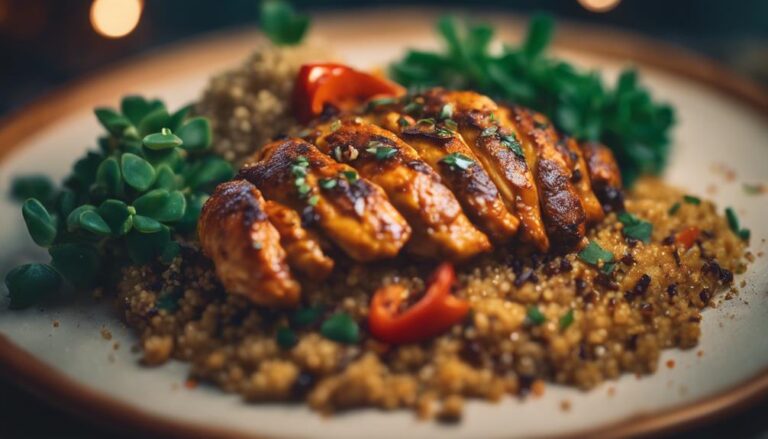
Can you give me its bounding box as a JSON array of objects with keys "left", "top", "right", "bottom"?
[
  {"left": 117, "top": 178, "right": 746, "bottom": 418},
  {"left": 195, "top": 42, "right": 333, "bottom": 165}
]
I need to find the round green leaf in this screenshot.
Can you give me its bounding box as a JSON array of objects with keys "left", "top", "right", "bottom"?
[
  {"left": 133, "top": 189, "right": 186, "bottom": 222},
  {"left": 160, "top": 241, "right": 181, "bottom": 264},
  {"left": 126, "top": 227, "right": 170, "bottom": 265},
  {"left": 154, "top": 165, "right": 177, "bottom": 190},
  {"left": 95, "top": 157, "right": 123, "bottom": 196},
  {"left": 175, "top": 193, "right": 208, "bottom": 234},
  {"left": 121, "top": 153, "right": 156, "bottom": 191},
  {"left": 121, "top": 96, "right": 163, "bottom": 126},
  {"left": 143, "top": 147, "right": 183, "bottom": 171},
  {"left": 186, "top": 157, "right": 234, "bottom": 192},
  {"left": 66, "top": 205, "right": 96, "bottom": 232},
  {"left": 98, "top": 199, "right": 132, "bottom": 235},
  {"left": 177, "top": 117, "right": 212, "bottom": 151},
  {"left": 49, "top": 243, "right": 101, "bottom": 289},
  {"left": 168, "top": 104, "right": 192, "bottom": 132},
  {"left": 94, "top": 108, "right": 131, "bottom": 136},
  {"left": 143, "top": 127, "right": 183, "bottom": 150},
  {"left": 10, "top": 175, "right": 55, "bottom": 205},
  {"left": 132, "top": 215, "right": 163, "bottom": 233},
  {"left": 78, "top": 210, "right": 111, "bottom": 235},
  {"left": 138, "top": 107, "right": 170, "bottom": 137},
  {"left": 56, "top": 190, "right": 77, "bottom": 219},
  {"left": 5, "top": 263, "right": 62, "bottom": 309},
  {"left": 22, "top": 198, "right": 57, "bottom": 247}
]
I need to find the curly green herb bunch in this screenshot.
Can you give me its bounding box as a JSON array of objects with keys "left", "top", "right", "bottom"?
[
  {"left": 6, "top": 96, "right": 234, "bottom": 309},
  {"left": 390, "top": 15, "right": 675, "bottom": 186}
]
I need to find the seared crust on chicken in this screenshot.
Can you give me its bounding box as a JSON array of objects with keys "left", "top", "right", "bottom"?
[
  {"left": 418, "top": 89, "right": 550, "bottom": 251},
  {"left": 239, "top": 138, "right": 411, "bottom": 262},
  {"left": 580, "top": 141, "right": 625, "bottom": 213},
  {"left": 314, "top": 119, "right": 491, "bottom": 261},
  {"left": 198, "top": 180, "right": 300, "bottom": 307},
  {"left": 367, "top": 111, "right": 520, "bottom": 242},
  {"left": 560, "top": 137, "right": 604, "bottom": 223},
  {"left": 263, "top": 200, "right": 334, "bottom": 280},
  {"left": 508, "top": 106, "right": 587, "bottom": 250}
]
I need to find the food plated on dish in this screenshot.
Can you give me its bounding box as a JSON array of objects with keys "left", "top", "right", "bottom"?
[{"left": 2, "top": 1, "right": 757, "bottom": 425}]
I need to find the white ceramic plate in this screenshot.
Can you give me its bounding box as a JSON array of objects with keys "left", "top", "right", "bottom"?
[{"left": 1, "top": 9, "right": 767, "bottom": 439}]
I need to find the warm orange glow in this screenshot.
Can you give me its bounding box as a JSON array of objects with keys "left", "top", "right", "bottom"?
[
  {"left": 578, "top": 0, "right": 621, "bottom": 13},
  {"left": 90, "top": 0, "right": 143, "bottom": 38}
]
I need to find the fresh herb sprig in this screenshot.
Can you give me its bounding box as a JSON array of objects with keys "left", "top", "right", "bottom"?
[
  {"left": 259, "top": 0, "right": 310, "bottom": 46},
  {"left": 5, "top": 96, "right": 234, "bottom": 309},
  {"left": 390, "top": 15, "right": 675, "bottom": 186}
]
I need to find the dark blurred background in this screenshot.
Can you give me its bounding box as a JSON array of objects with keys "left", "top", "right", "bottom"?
[{"left": 1, "top": 0, "right": 767, "bottom": 437}]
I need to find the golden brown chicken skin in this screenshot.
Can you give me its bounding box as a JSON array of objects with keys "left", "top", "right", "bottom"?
[
  {"left": 580, "top": 141, "right": 625, "bottom": 213},
  {"left": 508, "top": 106, "right": 587, "bottom": 250},
  {"left": 416, "top": 89, "right": 550, "bottom": 252},
  {"left": 198, "top": 180, "right": 300, "bottom": 307},
  {"left": 559, "top": 137, "right": 605, "bottom": 223},
  {"left": 238, "top": 138, "right": 411, "bottom": 262},
  {"left": 313, "top": 118, "right": 491, "bottom": 261},
  {"left": 363, "top": 110, "right": 520, "bottom": 243},
  {"left": 263, "top": 200, "right": 334, "bottom": 281}
]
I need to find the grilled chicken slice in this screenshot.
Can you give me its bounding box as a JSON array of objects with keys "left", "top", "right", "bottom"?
[
  {"left": 558, "top": 137, "right": 605, "bottom": 223},
  {"left": 363, "top": 110, "right": 520, "bottom": 242},
  {"left": 580, "top": 142, "right": 625, "bottom": 213},
  {"left": 313, "top": 119, "right": 491, "bottom": 261},
  {"left": 263, "top": 200, "right": 334, "bottom": 280},
  {"left": 506, "top": 106, "right": 587, "bottom": 250},
  {"left": 199, "top": 180, "right": 300, "bottom": 307},
  {"left": 416, "top": 89, "right": 550, "bottom": 252},
  {"left": 238, "top": 138, "right": 411, "bottom": 262}
]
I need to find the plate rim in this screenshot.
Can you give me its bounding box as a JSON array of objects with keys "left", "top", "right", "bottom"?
[{"left": 1, "top": 11, "right": 767, "bottom": 439}]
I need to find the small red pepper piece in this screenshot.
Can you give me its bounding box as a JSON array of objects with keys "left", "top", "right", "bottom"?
[
  {"left": 676, "top": 226, "right": 701, "bottom": 249},
  {"left": 292, "top": 63, "right": 405, "bottom": 123},
  {"left": 368, "top": 263, "right": 470, "bottom": 344}
]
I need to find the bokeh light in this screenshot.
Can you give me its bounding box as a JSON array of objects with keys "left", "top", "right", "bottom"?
[
  {"left": 577, "top": 0, "right": 621, "bottom": 13},
  {"left": 90, "top": 0, "right": 143, "bottom": 38}
]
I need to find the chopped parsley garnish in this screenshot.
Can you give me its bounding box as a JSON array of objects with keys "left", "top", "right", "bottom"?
[
  {"left": 308, "top": 195, "right": 319, "bottom": 206},
  {"left": 389, "top": 15, "right": 675, "bottom": 187},
  {"left": 342, "top": 170, "right": 358, "bottom": 183},
  {"left": 319, "top": 178, "right": 337, "bottom": 190},
  {"left": 366, "top": 96, "right": 399, "bottom": 110},
  {"left": 439, "top": 103, "right": 454, "bottom": 120},
  {"left": 292, "top": 156, "right": 311, "bottom": 198},
  {"left": 440, "top": 152, "right": 475, "bottom": 171},
  {"left": 444, "top": 119, "right": 458, "bottom": 131},
  {"left": 435, "top": 127, "right": 453, "bottom": 138},
  {"left": 725, "top": 207, "right": 750, "bottom": 241},
  {"left": 559, "top": 309, "right": 574, "bottom": 330},
  {"left": 397, "top": 116, "right": 411, "bottom": 128},
  {"left": 330, "top": 119, "right": 342, "bottom": 132},
  {"left": 501, "top": 134, "right": 524, "bottom": 157},
  {"left": 526, "top": 306, "right": 546, "bottom": 326},
  {"left": 617, "top": 211, "right": 653, "bottom": 243},
  {"left": 683, "top": 195, "right": 701, "bottom": 205},
  {"left": 578, "top": 240, "right": 614, "bottom": 270},
  {"left": 416, "top": 118, "right": 436, "bottom": 126},
  {"left": 366, "top": 142, "right": 398, "bottom": 160},
  {"left": 480, "top": 126, "right": 498, "bottom": 137},
  {"left": 668, "top": 202, "right": 681, "bottom": 215},
  {"left": 403, "top": 101, "right": 422, "bottom": 114},
  {"left": 320, "top": 313, "right": 360, "bottom": 344}
]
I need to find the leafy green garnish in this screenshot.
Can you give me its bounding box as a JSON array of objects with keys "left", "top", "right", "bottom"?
[
  {"left": 5, "top": 264, "right": 61, "bottom": 309},
  {"left": 6, "top": 96, "right": 233, "bottom": 308},
  {"left": 390, "top": 15, "right": 675, "bottom": 186},
  {"left": 276, "top": 326, "right": 298, "bottom": 349},
  {"left": 366, "top": 142, "right": 398, "bottom": 160},
  {"left": 501, "top": 134, "right": 524, "bottom": 157},
  {"left": 320, "top": 313, "right": 359, "bottom": 344},
  {"left": 617, "top": 211, "right": 653, "bottom": 243},
  {"left": 683, "top": 195, "right": 701, "bottom": 205},
  {"left": 725, "top": 207, "right": 750, "bottom": 241},
  {"left": 10, "top": 175, "right": 55, "bottom": 206},
  {"left": 259, "top": 0, "right": 310, "bottom": 46},
  {"left": 440, "top": 152, "right": 475, "bottom": 171},
  {"left": 559, "top": 309, "right": 574, "bottom": 330},
  {"left": 668, "top": 202, "right": 681, "bottom": 215},
  {"left": 526, "top": 306, "right": 546, "bottom": 326},
  {"left": 578, "top": 240, "right": 614, "bottom": 270}
]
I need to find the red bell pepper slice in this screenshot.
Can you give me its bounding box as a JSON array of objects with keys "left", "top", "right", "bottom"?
[
  {"left": 368, "top": 263, "right": 470, "bottom": 344},
  {"left": 676, "top": 226, "right": 700, "bottom": 249},
  {"left": 292, "top": 62, "right": 405, "bottom": 123}
]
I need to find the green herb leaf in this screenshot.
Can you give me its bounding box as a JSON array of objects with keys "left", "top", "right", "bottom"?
[
  {"left": 77, "top": 210, "right": 112, "bottom": 236},
  {"left": 10, "top": 175, "right": 55, "bottom": 205},
  {"left": 319, "top": 178, "right": 337, "bottom": 190},
  {"left": 94, "top": 108, "right": 131, "bottom": 136},
  {"left": 501, "top": 134, "right": 524, "bottom": 157},
  {"left": 439, "top": 103, "right": 454, "bottom": 120},
  {"left": 125, "top": 227, "right": 171, "bottom": 265},
  {"left": 132, "top": 215, "right": 164, "bottom": 233},
  {"left": 617, "top": 211, "right": 653, "bottom": 243},
  {"left": 134, "top": 189, "right": 187, "bottom": 223},
  {"left": 366, "top": 142, "right": 398, "bottom": 160},
  {"left": 185, "top": 157, "right": 234, "bottom": 192},
  {"left": 143, "top": 127, "right": 183, "bottom": 150},
  {"left": 98, "top": 199, "right": 132, "bottom": 236},
  {"left": 121, "top": 96, "right": 163, "bottom": 126},
  {"left": 259, "top": 0, "right": 310, "bottom": 46},
  {"left": 49, "top": 242, "right": 101, "bottom": 289},
  {"left": 137, "top": 107, "right": 171, "bottom": 137},
  {"left": 440, "top": 152, "right": 475, "bottom": 171},
  {"left": 320, "top": 313, "right": 359, "bottom": 344},
  {"left": 367, "top": 97, "right": 399, "bottom": 110},
  {"left": 578, "top": 240, "right": 614, "bottom": 268},
  {"left": 153, "top": 165, "right": 177, "bottom": 190},
  {"left": 292, "top": 306, "right": 323, "bottom": 326},
  {"left": 5, "top": 263, "right": 62, "bottom": 309},
  {"left": 522, "top": 14, "right": 554, "bottom": 60},
  {"left": 22, "top": 198, "right": 57, "bottom": 247},
  {"left": 668, "top": 202, "right": 681, "bottom": 215},
  {"left": 330, "top": 119, "right": 342, "bottom": 132},
  {"left": 481, "top": 126, "right": 498, "bottom": 137},
  {"left": 177, "top": 117, "right": 212, "bottom": 151},
  {"left": 276, "top": 326, "right": 298, "bottom": 349},
  {"left": 342, "top": 170, "right": 358, "bottom": 183},
  {"left": 683, "top": 195, "right": 701, "bottom": 205},
  {"left": 526, "top": 306, "right": 546, "bottom": 326},
  {"left": 307, "top": 195, "right": 319, "bottom": 206},
  {"left": 725, "top": 207, "right": 739, "bottom": 233},
  {"left": 66, "top": 205, "right": 97, "bottom": 232},
  {"left": 121, "top": 153, "right": 156, "bottom": 191},
  {"left": 175, "top": 193, "right": 208, "bottom": 234},
  {"left": 95, "top": 157, "right": 123, "bottom": 196},
  {"left": 559, "top": 309, "right": 574, "bottom": 330}
]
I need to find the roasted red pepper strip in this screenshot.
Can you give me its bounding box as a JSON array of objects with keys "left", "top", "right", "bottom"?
[
  {"left": 676, "top": 226, "right": 700, "bottom": 249},
  {"left": 292, "top": 63, "right": 405, "bottom": 123},
  {"left": 368, "top": 263, "right": 469, "bottom": 344}
]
